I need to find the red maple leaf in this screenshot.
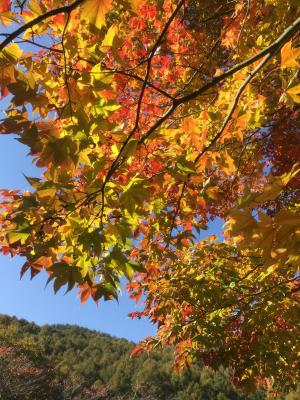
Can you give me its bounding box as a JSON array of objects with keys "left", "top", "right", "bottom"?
[{"left": 0, "top": 0, "right": 10, "bottom": 13}]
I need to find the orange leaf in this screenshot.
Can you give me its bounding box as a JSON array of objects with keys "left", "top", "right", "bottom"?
[
  {"left": 131, "top": 344, "right": 142, "bottom": 357},
  {"left": 79, "top": 282, "right": 91, "bottom": 304},
  {"left": 53, "top": 13, "right": 66, "bottom": 26}
]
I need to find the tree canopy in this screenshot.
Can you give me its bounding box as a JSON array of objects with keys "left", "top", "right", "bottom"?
[{"left": 0, "top": 0, "right": 299, "bottom": 391}]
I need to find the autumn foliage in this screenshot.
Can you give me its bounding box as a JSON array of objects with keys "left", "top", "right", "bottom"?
[{"left": 0, "top": 0, "right": 300, "bottom": 391}]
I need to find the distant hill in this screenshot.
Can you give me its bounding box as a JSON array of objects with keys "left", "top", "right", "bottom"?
[{"left": 0, "top": 314, "right": 297, "bottom": 399}]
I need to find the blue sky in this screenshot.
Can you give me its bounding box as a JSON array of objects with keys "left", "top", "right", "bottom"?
[{"left": 0, "top": 134, "right": 223, "bottom": 341}]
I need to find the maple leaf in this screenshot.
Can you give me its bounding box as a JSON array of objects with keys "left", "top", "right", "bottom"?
[
  {"left": 286, "top": 83, "right": 300, "bottom": 103},
  {"left": 53, "top": 13, "right": 66, "bottom": 26},
  {"left": 281, "top": 41, "right": 300, "bottom": 68},
  {"left": 78, "top": 282, "right": 91, "bottom": 304},
  {"left": 131, "top": 344, "right": 142, "bottom": 357},
  {"left": 81, "top": 0, "right": 112, "bottom": 29},
  {"left": 0, "top": 0, "right": 10, "bottom": 13},
  {"left": 101, "top": 24, "right": 118, "bottom": 47}
]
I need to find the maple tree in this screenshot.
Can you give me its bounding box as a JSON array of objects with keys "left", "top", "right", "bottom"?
[{"left": 0, "top": 0, "right": 300, "bottom": 391}]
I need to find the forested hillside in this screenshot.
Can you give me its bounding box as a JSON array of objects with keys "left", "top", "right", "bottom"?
[{"left": 0, "top": 314, "right": 297, "bottom": 400}]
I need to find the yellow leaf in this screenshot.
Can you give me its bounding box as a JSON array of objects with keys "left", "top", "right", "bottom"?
[
  {"left": 206, "top": 186, "right": 222, "bottom": 200},
  {"left": 286, "top": 83, "right": 300, "bottom": 103},
  {"left": 281, "top": 41, "right": 300, "bottom": 68},
  {"left": 256, "top": 35, "right": 263, "bottom": 46},
  {"left": 78, "top": 151, "right": 92, "bottom": 166},
  {"left": 81, "top": 0, "right": 112, "bottom": 29},
  {"left": 101, "top": 25, "right": 118, "bottom": 47},
  {"left": 7, "top": 231, "right": 30, "bottom": 245},
  {"left": 28, "top": 0, "right": 43, "bottom": 15},
  {"left": 0, "top": 66, "right": 15, "bottom": 86},
  {"left": 123, "top": 139, "right": 138, "bottom": 157},
  {"left": 254, "top": 227, "right": 274, "bottom": 260},
  {"left": 228, "top": 210, "right": 256, "bottom": 237},
  {"left": 90, "top": 63, "right": 113, "bottom": 84},
  {"left": 257, "top": 263, "right": 278, "bottom": 281},
  {"left": 111, "top": 143, "right": 120, "bottom": 156},
  {"left": 222, "top": 150, "right": 236, "bottom": 175},
  {"left": 37, "top": 188, "right": 57, "bottom": 202},
  {"left": 275, "top": 209, "right": 300, "bottom": 226},
  {"left": 1, "top": 43, "right": 23, "bottom": 62},
  {"left": 255, "top": 164, "right": 300, "bottom": 203},
  {"left": 280, "top": 163, "right": 300, "bottom": 186}
]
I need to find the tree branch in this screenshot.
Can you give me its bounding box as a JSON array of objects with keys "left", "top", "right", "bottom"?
[
  {"left": 137, "top": 16, "right": 300, "bottom": 233},
  {"left": 98, "top": 0, "right": 185, "bottom": 223},
  {"left": 194, "top": 53, "right": 272, "bottom": 166},
  {"left": 0, "top": 0, "right": 84, "bottom": 52},
  {"left": 177, "top": 15, "right": 300, "bottom": 106},
  {"left": 15, "top": 38, "right": 63, "bottom": 53},
  {"left": 108, "top": 69, "right": 175, "bottom": 100},
  {"left": 139, "top": 15, "right": 300, "bottom": 145}
]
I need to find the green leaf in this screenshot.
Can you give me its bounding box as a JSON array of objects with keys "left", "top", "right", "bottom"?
[
  {"left": 124, "top": 263, "right": 135, "bottom": 280},
  {"left": 7, "top": 231, "right": 30, "bottom": 244},
  {"left": 128, "top": 261, "right": 147, "bottom": 273},
  {"left": 176, "top": 160, "right": 195, "bottom": 174}
]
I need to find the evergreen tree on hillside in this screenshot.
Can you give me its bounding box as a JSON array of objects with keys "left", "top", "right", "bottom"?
[{"left": 0, "top": 314, "right": 293, "bottom": 400}]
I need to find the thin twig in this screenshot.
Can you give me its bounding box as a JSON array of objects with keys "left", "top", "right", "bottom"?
[
  {"left": 61, "top": 12, "right": 73, "bottom": 118},
  {"left": 236, "top": 0, "right": 251, "bottom": 49}
]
